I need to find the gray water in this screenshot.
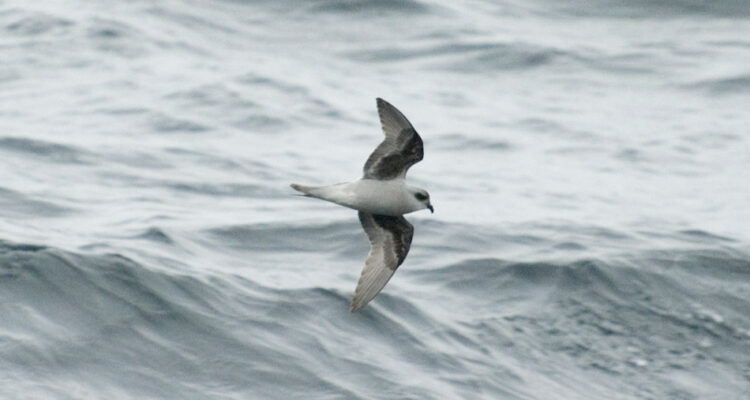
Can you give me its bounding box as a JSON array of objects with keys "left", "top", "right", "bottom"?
[{"left": 1, "top": 1, "right": 750, "bottom": 399}]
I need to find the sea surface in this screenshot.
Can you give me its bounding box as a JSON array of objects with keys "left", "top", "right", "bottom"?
[{"left": 1, "top": 1, "right": 749, "bottom": 399}]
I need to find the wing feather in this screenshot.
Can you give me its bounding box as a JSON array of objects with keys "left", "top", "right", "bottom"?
[
  {"left": 377, "top": 97, "right": 413, "bottom": 139},
  {"left": 351, "top": 212, "right": 414, "bottom": 312},
  {"left": 362, "top": 98, "right": 424, "bottom": 180}
]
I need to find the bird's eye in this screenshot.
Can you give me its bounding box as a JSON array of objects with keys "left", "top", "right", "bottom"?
[{"left": 414, "top": 193, "right": 427, "bottom": 201}]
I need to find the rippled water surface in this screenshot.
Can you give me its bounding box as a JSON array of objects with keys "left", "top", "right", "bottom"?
[{"left": 1, "top": 1, "right": 749, "bottom": 399}]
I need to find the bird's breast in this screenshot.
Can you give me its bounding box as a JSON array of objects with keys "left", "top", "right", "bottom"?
[{"left": 346, "top": 179, "right": 411, "bottom": 216}]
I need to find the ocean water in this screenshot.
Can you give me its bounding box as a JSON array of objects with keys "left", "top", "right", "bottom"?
[{"left": 1, "top": 0, "right": 750, "bottom": 398}]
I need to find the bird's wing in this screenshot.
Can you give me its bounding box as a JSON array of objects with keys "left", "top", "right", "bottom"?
[
  {"left": 350, "top": 211, "right": 414, "bottom": 312},
  {"left": 362, "top": 98, "right": 424, "bottom": 180}
]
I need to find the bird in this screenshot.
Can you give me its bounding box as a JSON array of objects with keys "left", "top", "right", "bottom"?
[{"left": 291, "top": 98, "right": 432, "bottom": 312}]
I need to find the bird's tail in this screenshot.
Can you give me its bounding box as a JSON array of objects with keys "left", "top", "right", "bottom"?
[{"left": 290, "top": 183, "right": 324, "bottom": 198}]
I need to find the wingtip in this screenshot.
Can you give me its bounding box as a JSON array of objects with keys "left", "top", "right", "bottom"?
[{"left": 349, "top": 296, "right": 364, "bottom": 312}]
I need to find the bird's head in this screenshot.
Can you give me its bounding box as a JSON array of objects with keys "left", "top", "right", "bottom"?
[{"left": 409, "top": 187, "right": 433, "bottom": 213}]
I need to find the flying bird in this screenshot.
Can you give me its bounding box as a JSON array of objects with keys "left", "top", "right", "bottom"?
[{"left": 291, "top": 98, "right": 432, "bottom": 312}]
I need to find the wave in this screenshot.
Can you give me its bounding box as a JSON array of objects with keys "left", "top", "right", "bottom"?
[
  {"left": 346, "top": 41, "right": 570, "bottom": 72},
  {"left": 0, "top": 240, "right": 359, "bottom": 398},
  {"left": 2, "top": 10, "right": 73, "bottom": 36},
  {"left": 414, "top": 252, "right": 750, "bottom": 340},
  {"left": 0, "top": 137, "right": 90, "bottom": 165},
  {"left": 549, "top": 0, "right": 750, "bottom": 18},
  {"left": 683, "top": 73, "right": 750, "bottom": 96},
  {"left": 345, "top": 39, "right": 667, "bottom": 76},
  {"left": 307, "top": 0, "right": 431, "bottom": 15},
  {"left": 0, "top": 239, "right": 469, "bottom": 399},
  {"left": 411, "top": 252, "right": 750, "bottom": 393},
  {"left": 206, "top": 220, "right": 364, "bottom": 255},
  {"left": 2, "top": 236, "right": 748, "bottom": 399},
  {"left": 0, "top": 187, "right": 73, "bottom": 217}
]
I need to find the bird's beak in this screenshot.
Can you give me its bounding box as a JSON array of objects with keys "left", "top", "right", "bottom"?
[{"left": 427, "top": 204, "right": 434, "bottom": 213}]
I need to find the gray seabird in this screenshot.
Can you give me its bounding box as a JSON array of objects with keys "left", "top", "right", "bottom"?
[{"left": 291, "top": 98, "right": 433, "bottom": 312}]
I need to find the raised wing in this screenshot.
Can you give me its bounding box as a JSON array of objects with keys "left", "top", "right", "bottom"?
[
  {"left": 362, "top": 98, "right": 424, "bottom": 180},
  {"left": 350, "top": 211, "right": 414, "bottom": 312}
]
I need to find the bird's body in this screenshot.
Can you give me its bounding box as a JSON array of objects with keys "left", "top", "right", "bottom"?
[
  {"left": 291, "top": 179, "right": 425, "bottom": 216},
  {"left": 291, "top": 98, "right": 432, "bottom": 312}
]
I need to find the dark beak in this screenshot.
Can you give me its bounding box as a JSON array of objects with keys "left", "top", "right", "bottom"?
[{"left": 427, "top": 204, "right": 434, "bottom": 213}]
